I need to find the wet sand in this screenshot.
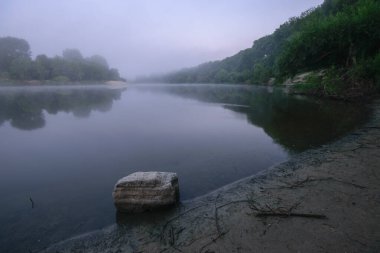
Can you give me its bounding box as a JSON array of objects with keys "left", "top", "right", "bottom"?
[{"left": 41, "top": 100, "right": 380, "bottom": 253}]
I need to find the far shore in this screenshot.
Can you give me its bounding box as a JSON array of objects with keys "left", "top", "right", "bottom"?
[
  {"left": 0, "top": 79, "right": 127, "bottom": 86},
  {"left": 40, "top": 98, "right": 380, "bottom": 253}
]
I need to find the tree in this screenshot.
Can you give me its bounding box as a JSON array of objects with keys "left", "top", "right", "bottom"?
[
  {"left": 9, "top": 57, "right": 32, "bottom": 80},
  {"left": 62, "top": 49, "right": 83, "bottom": 62},
  {"left": 88, "top": 55, "right": 108, "bottom": 68},
  {"left": 214, "top": 69, "right": 230, "bottom": 83},
  {"left": 0, "top": 37, "right": 31, "bottom": 74},
  {"left": 108, "top": 68, "right": 120, "bottom": 80},
  {"left": 277, "top": 0, "right": 380, "bottom": 78},
  {"left": 0, "top": 38, "right": 123, "bottom": 82},
  {"left": 82, "top": 55, "right": 111, "bottom": 80},
  {"left": 252, "top": 63, "right": 271, "bottom": 84},
  {"left": 50, "top": 56, "right": 67, "bottom": 79},
  {"left": 34, "top": 54, "right": 51, "bottom": 80}
]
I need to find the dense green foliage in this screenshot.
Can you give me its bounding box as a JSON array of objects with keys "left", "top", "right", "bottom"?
[
  {"left": 0, "top": 37, "right": 121, "bottom": 82},
  {"left": 151, "top": 0, "right": 380, "bottom": 98},
  {"left": 277, "top": 0, "right": 380, "bottom": 98}
]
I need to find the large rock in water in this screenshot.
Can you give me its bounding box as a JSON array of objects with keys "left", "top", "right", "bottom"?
[{"left": 113, "top": 172, "right": 179, "bottom": 213}]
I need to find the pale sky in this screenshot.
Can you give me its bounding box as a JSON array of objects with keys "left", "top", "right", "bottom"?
[{"left": 0, "top": 0, "right": 323, "bottom": 78}]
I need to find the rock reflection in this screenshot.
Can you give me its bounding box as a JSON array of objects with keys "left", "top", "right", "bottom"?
[
  {"left": 116, "top": 209, "right": 177, "bottom": 227},
  {"left": 0, "top": 87, "right": 124, "bottom": 130}
]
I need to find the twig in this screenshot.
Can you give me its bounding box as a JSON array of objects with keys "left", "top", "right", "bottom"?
[
  {"left": 249, "top": 200, "right": 326, "bottom": 219},
  {"left": 175, "top": 227, "right": 185, "bottom": 237},
  {"left": 215, "top": 200, "right": 251, "bottom": 211},
  {"left": 343, "top": 231, "right": 367, "bottom": 247},
  {"left": 29, "top": 196, "right": 34, "bottom": 209},
  {"left": 276, "top": 176, "right": 367, "bottom": 190},
  {"left": 265, "top": 204, "right": 275, "bottom": 212},
  {"left": 371, "top": 169, "right": 380, "bottom": 181},
  {"left": 178, "top": 232, "right": 216, "bottom": 248},
  {"left": 214, "top": 194, "right": 222, "bottom": 235},
  {"left": 214, "top": 200, "right": 252, "bottom": 233},
  {"left": 161, "top": 204, "right": 207, "bottom": 242},
  {"left": 169, "top": 225, "right": 175, "bottom": 246},
  {"left": 199, "top": 231, "right": 229, "bottom": 253},
  {"left": 255, "top": 212, "right": 326, "bottom": 219},
  {"left": 315, "top": 177, "right": 366, "bottom": 189},
  {"left": 171, "top": 245, "right": 183, "bottom": 252}
]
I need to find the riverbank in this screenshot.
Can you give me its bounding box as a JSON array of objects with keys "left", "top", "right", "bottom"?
[
  {"left": 280, "top": 71, "right": 379, "bottom": 102},
  {"left": 41, "top": 100, "right": 380, "bottom": 253}
]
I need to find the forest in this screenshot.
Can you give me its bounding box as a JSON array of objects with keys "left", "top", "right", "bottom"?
[
  {"left": 149, "top": 0, "right": 380, "bottom": 99},
  {"left": 0, "top": 37, "right": 122, "bottom": 82}
]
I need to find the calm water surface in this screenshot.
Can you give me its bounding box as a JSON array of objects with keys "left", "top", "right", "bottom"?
[{"left": 0, "top": 84, "right": 370, "bottom": 252}]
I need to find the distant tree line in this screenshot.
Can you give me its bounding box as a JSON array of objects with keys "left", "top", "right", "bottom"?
[
  {"left": 145, "top": 0, "right": 380, "bottom": 98},
  {"left": 0, "top": 37, "right": 123, "bottom": 82}
]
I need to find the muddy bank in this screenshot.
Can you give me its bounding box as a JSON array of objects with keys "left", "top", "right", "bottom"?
[{"left": 41, "top": 100, "right": 380, "bottom": 253}]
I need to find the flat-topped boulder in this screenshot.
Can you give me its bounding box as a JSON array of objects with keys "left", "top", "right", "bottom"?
[{"left": 112, "top": 172, "right": 179, "bottom": 213}]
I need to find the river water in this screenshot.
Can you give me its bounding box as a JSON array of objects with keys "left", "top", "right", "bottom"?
[{"left": 0, "top": 84, "right": 370, "bottom": 252}]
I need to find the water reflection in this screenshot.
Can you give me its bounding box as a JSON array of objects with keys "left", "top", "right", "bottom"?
[
  {"left": 116, "top": 208, "right": 177, "bottom": 227},
  {"left": 0, "top": 84, "right": 369, "bottom": 149},
  {"left": 153, "top": 84, "right": 369, "bottom": 152},
  {"left": 0, "top": 86, "right": 124, "bottom": 130}
]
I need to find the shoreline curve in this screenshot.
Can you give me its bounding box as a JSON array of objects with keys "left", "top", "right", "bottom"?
[{"left": 41, "top": 99, "right": 380, "bottom": 253}]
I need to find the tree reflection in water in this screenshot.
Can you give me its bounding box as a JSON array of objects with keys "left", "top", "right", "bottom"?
[
  {"left": 158, "top": 84, "right": 370, "bottom": 152},
  {"left": 0, "top": 87, "right": 124, "bottom": 130}
]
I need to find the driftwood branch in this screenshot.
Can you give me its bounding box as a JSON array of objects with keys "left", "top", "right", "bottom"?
[
  {"left": 275, "top": 176, "right": 367, "bottom": 190},
  {"left": 249, "top": 200, "right": 327, "bottom": 219},
  {"left": 255, "top": 212, "right": 326, "bottom": 219}
]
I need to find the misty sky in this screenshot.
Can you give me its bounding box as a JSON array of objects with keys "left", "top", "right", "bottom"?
[{"left": 1, "top": 0, "right": 323, "bottom": 79}]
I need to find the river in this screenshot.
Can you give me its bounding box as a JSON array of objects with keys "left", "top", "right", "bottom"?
[{"left": 0, "top": 83, "right": 370, "bottom": 252}]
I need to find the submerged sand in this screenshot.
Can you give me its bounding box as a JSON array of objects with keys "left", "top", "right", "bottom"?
[{"left": 41, "top": 100, "right": 380, "bottom": 253}]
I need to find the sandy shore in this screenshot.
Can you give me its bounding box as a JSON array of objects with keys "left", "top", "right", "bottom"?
[{"left": 41, "top": 100, "right": 380, "bottom": 253}]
